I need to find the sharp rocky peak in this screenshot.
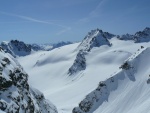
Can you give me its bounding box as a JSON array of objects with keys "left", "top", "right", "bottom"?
[{"left": 77, "top": 29, "right": 114, "bottom": 52}]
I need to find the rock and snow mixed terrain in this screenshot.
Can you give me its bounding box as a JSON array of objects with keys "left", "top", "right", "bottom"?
[
  {"left": 0, "top": 47, "right": 58, "bottom": 113},
  {"left": 1, "top": 27, "right": 150, "bottom": 113},
  {"left": 76, "top": 29, "right": 113, "bottom": 52}
]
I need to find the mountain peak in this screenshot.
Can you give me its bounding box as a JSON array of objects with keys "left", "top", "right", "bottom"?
[
  {"left": 134, "top": 27, "right": 150, "bottom": 42},
  {"left": 68, "top": 29, "right": 114, "bottom": 75},
  {"left": 77, "top": 29, "right": 113, "bottom": 52}
]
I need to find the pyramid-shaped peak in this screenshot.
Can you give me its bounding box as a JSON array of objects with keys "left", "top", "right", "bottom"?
[
  {"left": 87, "top": 28, "right": 105, "bottom": 36},
  {"left": 77, "top": 28, "right": 114, "bottom": 51}
]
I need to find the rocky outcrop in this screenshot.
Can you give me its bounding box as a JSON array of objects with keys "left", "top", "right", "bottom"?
[
  {"left": 0, "top": 48, "right": 58, "bottom": 113},
  {"left": 68, "top": 50, "right": 86, "bottom": 75}
]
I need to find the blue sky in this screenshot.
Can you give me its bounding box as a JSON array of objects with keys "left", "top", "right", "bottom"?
[{"left": 0, "top": 0, "right": 150, "bottom": 44}]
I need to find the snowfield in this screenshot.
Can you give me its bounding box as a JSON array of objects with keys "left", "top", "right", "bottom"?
[
  {"left": 93, "top": 47, "right": 150, "bottom": 113},
  {"left": 18, "top": 37, "right": 150, "bottom": 113}
]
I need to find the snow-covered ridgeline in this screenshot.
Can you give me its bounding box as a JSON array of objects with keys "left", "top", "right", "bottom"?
[
  {"left": 72, "top": 47, "right": 150, "bottom": 113},
  {"left": 77, "top": 29, "right": 113, "bottom": 52}
]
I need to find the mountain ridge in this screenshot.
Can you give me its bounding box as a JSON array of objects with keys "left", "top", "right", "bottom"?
[{"left": 72, "top": 47, "right": 150, "bottom": 113}]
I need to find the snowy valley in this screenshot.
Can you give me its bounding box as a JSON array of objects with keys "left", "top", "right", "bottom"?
[{"left": 1, "top": 27, "right": 150, "bottom": 113}]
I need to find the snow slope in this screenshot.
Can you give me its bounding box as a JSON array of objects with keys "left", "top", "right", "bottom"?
[
  {"left": 73, "top": 47, "right": 150, "bottom": 113},
  {"left": 93, "top": 48, "right": 150, "bottom": 113},
  {"left": 18, "top": 35, "right": 150, "bottom": 113}
]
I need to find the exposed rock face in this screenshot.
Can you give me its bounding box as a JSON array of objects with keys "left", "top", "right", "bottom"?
[
  {"left": 0, "top": 48, "right": 58, "bottom": 113},
  {"left": 68, "top": 50, "right": 86, "bottom": 75}
]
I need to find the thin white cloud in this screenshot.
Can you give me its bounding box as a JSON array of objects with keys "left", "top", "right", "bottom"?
[
  {"left": 0, "top": 21, "right": 31, "bottom": 24},
  {"left": 0, "top": 11, "right": 71, "bottom": 35},
  {"left": 89, "top": 0, "right": 107, "bottom": 17},
  {"left": 77, "top": 0, "right": 108, "bottom": 24},
  {"left": 56, "top": 27, "right": 71, "bottom": 35}
]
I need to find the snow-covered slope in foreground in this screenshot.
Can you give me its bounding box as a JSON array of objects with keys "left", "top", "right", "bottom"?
[
  {"left": 18, "top": 37, "right": 150, "bottom": 113},
  {"left": 0, "top": 47, "right": 57, "bottom": 113},
  {"left": 73, "top": 47, "right": 150, "bottom": 113}
]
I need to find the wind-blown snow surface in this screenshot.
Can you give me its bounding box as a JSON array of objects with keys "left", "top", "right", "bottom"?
[{"left": 17, "top": 36, "right": 150, "bottom": 113}]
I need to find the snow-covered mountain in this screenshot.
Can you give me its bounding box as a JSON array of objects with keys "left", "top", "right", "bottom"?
[
  {"left": 1, "top": 27, "right": 150, "bottom": 113},
  {"left": 77, "top": 29, "right": 113, "bottom": 52},
  {"left": 68, "top": 29, "right": 114, "bottom": 75},
  {"left": 118, "top": 34, "right": 134, "bottom": 40},
  {"left": 1, "top": 40, "right": 32, "bottom": 57},
  {"left": 118, "top": 27, "right": 150, "bottom": 42},
  {"left": 69, "top": 27, "right": 150, "bottom": 75},
  {"left": 134, "top": 27, "right": 150, "bottom": 42},
  {"left": 0, "top": 47, "right": 58, "bottom": 113},
  {"left": 0, "top": 40, "right": 73, "bottom": 57}
]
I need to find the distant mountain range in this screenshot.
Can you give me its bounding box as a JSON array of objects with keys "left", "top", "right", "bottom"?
[{"left": 0, "top": 40, "right": 72, "bottom": 57}]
